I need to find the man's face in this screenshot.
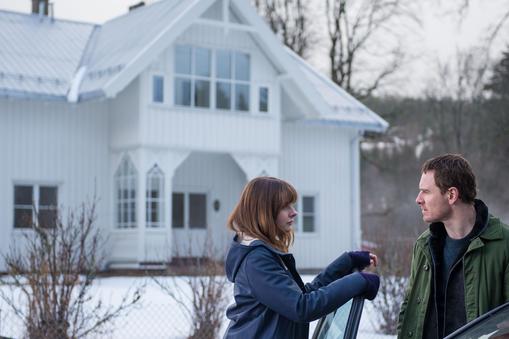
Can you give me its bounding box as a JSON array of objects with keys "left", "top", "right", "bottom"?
[{"left": 416, "top": 170, "right": 452, "bottom": 223}]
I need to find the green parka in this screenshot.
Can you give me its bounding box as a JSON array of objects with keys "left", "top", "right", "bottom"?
[{"left": 397, "top": 215, "right": 509, "bottom": 339}]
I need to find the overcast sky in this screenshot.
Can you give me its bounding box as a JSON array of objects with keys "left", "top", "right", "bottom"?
[{"left": 1, "top": 0, "right": 507, "bottom": 96}]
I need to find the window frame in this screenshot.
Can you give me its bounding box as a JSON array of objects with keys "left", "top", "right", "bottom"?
[
  {"left": 171, "top": 190, "right": 208, "bottom": 230},
  {"left": 146, "top": 164, "right": 165, "bottom": 228},
  {"left": 174, "top": 45, "right": 212, "bottom": 109},
  {"left": 152, "top": 74, "right": 165, "bottom": 103},
  {"left": 114, "top": 156, "right": 138, "bottom": 229},
  {"left": 258, "top": 85, "right": 269, "bottom": 113},
  {"left": 295, "top": 193, "right": 318, "bottom": 234},
  {"left": 13, "top": 183, "right": 59, "bottom": 229},
  {"left": 173, "top": 44, "right": 252, "bottom": 113}
]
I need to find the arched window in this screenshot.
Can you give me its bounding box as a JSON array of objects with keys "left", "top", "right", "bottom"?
[
  {"left": 146, "top": 165, "right": 165, "bottom": 228},
  {"left": 115, "top": 156, "right": 137, "bottom": 228}
]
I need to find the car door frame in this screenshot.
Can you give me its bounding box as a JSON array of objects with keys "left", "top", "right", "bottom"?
[{"left": 311, "top": 297, "right": 365, "bottom": 339}]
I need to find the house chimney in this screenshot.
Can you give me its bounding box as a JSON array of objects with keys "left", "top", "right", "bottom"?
[
  {"left": 31, "top": 0, "right": 49, "bottom": 15},
  {"left": 129, "top": 1, "right": 145, "bottom": 11}
]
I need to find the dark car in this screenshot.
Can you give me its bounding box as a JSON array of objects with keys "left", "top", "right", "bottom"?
[{"left": 312, "top": 299, "right": 509, "bottom": 339}]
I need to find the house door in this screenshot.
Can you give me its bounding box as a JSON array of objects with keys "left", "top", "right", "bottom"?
[{"left": 171, "top": 190, "right": 208, "bottom": 257}]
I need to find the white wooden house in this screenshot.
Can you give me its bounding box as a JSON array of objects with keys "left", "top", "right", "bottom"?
[{"left": 0, "top": 0, "right": 388, "bottom": 270}]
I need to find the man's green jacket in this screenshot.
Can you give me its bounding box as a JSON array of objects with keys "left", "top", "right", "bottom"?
[{"left": 397, "top": 215, "right": 509, "bottom": 338}]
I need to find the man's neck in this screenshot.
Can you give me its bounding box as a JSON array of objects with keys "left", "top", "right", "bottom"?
[{"left": 443, "top": 203, "right": 476, "bottom": 239}]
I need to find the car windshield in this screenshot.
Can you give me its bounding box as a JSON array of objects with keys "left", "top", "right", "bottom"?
[{"left": 446, "top": 302, "right": 509, "bottom": 339}]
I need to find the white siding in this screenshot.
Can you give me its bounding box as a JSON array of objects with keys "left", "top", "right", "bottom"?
[
  {"left": 0, "top": 98, "right": 110, "bottom": 270},
  {"left": 137, "top": 23, "right": 281, "bottom": 154},
  {"left": 280, "top": 122, "right": 358, "bottom": 269},
  {"left": 109, "top": 79, "right": 141, "bottom": 149}
]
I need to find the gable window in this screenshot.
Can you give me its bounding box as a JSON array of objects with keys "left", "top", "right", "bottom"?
[
  {"left": 115, "top": 156, "right": 137, "bottom": 228},
  {"left": 259, "top": 86, "right": 269, "bottom": 112},
  {"left": 295, "top": 195, "right": 316, "bottom": 233},
  {"left": 216, "top": 50, "right": 250, "bottom": 111},
  {"left": 14, "top": 184, "right": 58, "bottom": 228},
  {"left": 171, "top": 191, "right": 207, "bottom": 229},
  {"left": 152, "top": 75, "right": 164, "bottom": 103},
  {"left": 174, "top": 45, "right": 211, "bottom": 108},
  {"left": 146, "top": 165, "right": 164, "bottom": 228}
]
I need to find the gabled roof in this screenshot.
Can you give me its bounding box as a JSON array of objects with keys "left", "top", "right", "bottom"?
[
  {"left": 0, "top": 10, "right": 95, "bottom": 100},
  {"left": 287, "top": 49, "right": 389, "bottom": 132},
  {"left": 0, "top": 0, "right": 388, "bottom": 132}
]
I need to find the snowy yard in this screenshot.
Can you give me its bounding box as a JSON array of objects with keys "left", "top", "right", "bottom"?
[{"left": 0, "top": 275, "right": 395, "bottom": 339}]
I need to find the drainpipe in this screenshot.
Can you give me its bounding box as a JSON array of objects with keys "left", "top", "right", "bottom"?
[{"left": 350, "top": 131, "right": 362, "bottom": 250}]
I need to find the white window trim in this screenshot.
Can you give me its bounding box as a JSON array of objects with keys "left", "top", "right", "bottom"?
[
  {"left": 256, "top": 83, "right": 271, "bottom": 114},
  {"left": 172, "top": 188, "right": 208, "bottom": 230},
  {"left": 146, "top": 164, "right": 165, "bottom": 228},
  {"left": 12, "top": 182, "right": 59, "bottom": 229},
  {"left": 151, "top": 74, "right": 165, "bottom": 104},
  {"left": 174, "top": 45, "right": 212, "bottom": 109},
  {"left": 173, "top": 44, "right": 252, "bottom": 113},
  {"left": 295, "top": 193, "right": 319, "bottom": 235},
  {"left": 114, "top": 156, "right": 138, "bottom": 229}
]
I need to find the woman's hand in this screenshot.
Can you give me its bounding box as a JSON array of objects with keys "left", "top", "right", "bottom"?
[{"left": 348, "top": 251, "right": 378, "bottom": 270}]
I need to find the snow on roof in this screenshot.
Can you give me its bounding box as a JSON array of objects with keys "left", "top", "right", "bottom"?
[
  {"left": 287, "top": 49, "right": 388, "bottom": 133},
  {"left": 78, "top": 0, "right": 183, "bottom": 97},
  {"left": 0, "top": 10, "right": 95, "bottom": 100},
  {"left": 0, "top": 1, "right": 388, "bottom": 133}
]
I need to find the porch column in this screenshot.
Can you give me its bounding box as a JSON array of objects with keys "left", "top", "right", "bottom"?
[
  {"left": 231, "top": 154, "right": 279, "bottom": 180},
  {"left": 135, "top": 149, "right": 149, "bottom": 264},
  {"left": 162, "top": 150, "right": 190, "bottom": 262}
]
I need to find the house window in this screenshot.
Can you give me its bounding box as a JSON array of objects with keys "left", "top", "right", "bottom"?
[
  {"left": 171, "top": 192, "right": 207, "bottom": 229},
  {"left": 295, "top": 195, "right": 316, "bottom": 233},
  {"left": 216, "top": 50, "right": 250, "bottom": 112},
  {"left": 174, "top": 45, "right": 211, "bottom": 108},
  {"left": 14, "top": 184, "right": 58, "bottom": 228},
  {"left": 152, "top": 75, "right": 164, "bottom": 103},
  {"left": 115, "top": 156, "right": 137, "bottom": 228},
  {"left": 146, "top": 165, "right": 164, "bottom": 228},
  {"left": 259, "top": 86, "right": 269, "bottom": 112}
]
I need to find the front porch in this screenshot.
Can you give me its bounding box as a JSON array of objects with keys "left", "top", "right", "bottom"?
[{"left": 106, "top": 150, "right": 278, "bottom": 268}]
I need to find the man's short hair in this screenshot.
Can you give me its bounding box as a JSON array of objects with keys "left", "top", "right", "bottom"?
[{"left": 422, "top": 154, "right": 477, "bottom": 203}]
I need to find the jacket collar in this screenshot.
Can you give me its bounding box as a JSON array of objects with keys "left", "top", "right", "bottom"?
[{"left": 428, "top": 199, "right": 489, "bottom": 242}]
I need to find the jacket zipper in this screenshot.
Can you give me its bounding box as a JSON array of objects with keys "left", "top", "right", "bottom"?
[{"left": 429, "top": 245, "right": 440, "bottom": 339}]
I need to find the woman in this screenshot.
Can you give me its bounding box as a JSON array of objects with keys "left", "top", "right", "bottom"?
[{"left": 224, "top": 176, "right": 380, "bottom": 339}]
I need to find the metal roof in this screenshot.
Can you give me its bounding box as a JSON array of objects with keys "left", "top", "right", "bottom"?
[
  {"left": 286, "top": 49, "right": 389, "bottom": 132},
  {"left": 0, "top": 1, "right": 388, "bottom": 132},
  {"left": 0, "top": 10, "right": 95, "bottom": 100}
]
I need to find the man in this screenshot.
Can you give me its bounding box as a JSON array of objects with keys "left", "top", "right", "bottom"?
[{"left": 398, "top": 154, "right": 509, "bottom": 339}]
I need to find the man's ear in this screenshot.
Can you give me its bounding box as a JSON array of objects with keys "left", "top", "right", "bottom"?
[{"left": 448, "top": 187, "right": 460, "bottom": 204}]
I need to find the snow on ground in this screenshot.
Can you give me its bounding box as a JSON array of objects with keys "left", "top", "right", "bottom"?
[{"left": 0, "top": 275, "right": 395, "bottom": 339}]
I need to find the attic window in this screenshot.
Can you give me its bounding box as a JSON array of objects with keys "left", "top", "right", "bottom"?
[
  {"left": 174, "top": 45, "right": 211, "bottom": 108},
  {"left": 174, "top": 45, "right": 251, "bottom": 112},
  {"left": 216, "top": 50, "right": 250, "bottom": 112}
]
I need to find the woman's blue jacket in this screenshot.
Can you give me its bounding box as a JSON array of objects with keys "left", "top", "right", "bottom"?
[{"left": 223, "top": 236, "right": 368, "bottom": 339}]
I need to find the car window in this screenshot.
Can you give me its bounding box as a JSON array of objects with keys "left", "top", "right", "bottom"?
[
  {"left": 312, "top": 297, "right": 364, "bottom": 339},
  {"left": 445, "top": 302, "right": 509, "bottom": 339}
]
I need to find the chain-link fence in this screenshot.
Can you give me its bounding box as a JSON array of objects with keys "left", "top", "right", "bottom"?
[{"left": 0, "top": 278, "right": 396, "bottom": 339}]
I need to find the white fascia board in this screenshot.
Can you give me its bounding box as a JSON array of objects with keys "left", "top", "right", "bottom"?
[
  {"left": 298, "top": 55, "right": 389, "bottom": 131},
  {"left": 67, "top": 66, "right": 87, "bottom": 103},
  {"left": 232, "top": 0, "right": 332, "bottom": 118},
  {"left": 102, "top": 0, "right": 215, "bottom": 98},
  {"left": 195, "top": 18, "right": 256, "bottom": 32}
]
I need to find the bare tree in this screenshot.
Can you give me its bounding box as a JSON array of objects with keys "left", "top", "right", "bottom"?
[
  {"left": 253, "top": 0, "right": 316, "bottom": 58},
  {"left": 151, "top": 235, "right": 229, "bottom": 339},
  {"left": 326, "top": 0, "right": 419, "bottom": 98},
  {"left": 424, "top": 48, "right": 488, "bottom": 154},
  {"left": 0, "top": 202, "right": 142, "bottom": 339}
]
